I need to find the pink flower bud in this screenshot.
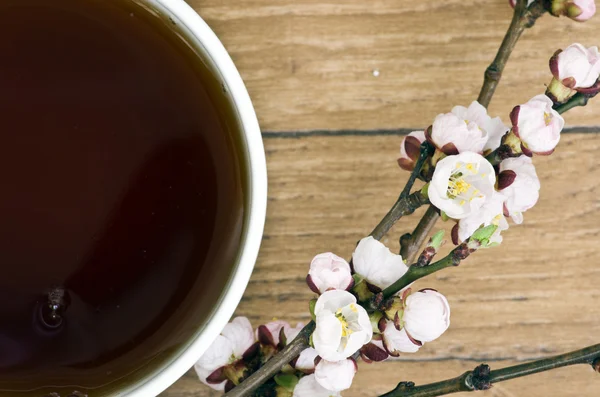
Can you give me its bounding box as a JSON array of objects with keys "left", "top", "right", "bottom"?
[
  {"left": 307, "top": 252, "right": 353, "bottom": 294},
  {"left": 550, "top": 44, "right": 600, "bottom": 89},
  {"left": 552, "top": 0, "right": 596, "bottom": 21},
  {"left": 510, "top": 95, "right": 564, "bottom": 155},
  {"left": 256, "top": 320, "right": 292, "bottom": 347},
  {"left": 568, "top": 0, "right": 596, "bottom": 21},
  {"left": 398, "top": 130, "right": 426, "bottom": 171},
  {"left": 359, "top": 338, "right": 389, "bottom": 362}
]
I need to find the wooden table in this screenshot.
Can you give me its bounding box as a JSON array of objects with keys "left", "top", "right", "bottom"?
[{"left": 164, "top": 1, "right": 600, "bottom": 395}]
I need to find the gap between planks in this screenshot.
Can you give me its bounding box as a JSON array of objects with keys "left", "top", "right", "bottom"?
[{"left": 261, "top": 126, "right": 600, "bottom": 138}]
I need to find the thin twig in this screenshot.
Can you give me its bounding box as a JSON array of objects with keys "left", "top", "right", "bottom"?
[
  {"left": 477, "top": 0, "right": 546, "bottom": 107},
  {"left": 554, "top": 92, "right": 589, "bottom": 114},
  {"left": 379, "top": 343, "right": 600, "bottom": 397},
  {"left": 369, "top": 191, "right": 429, "bottom": 241},
  {"left": 225, "top": 322, "right": 315, "bottom": 397},
  {"left": 400, "top": 143, "right": 432, "bottom": 198},
  {"left": 369, "top": 144, "right": 432, "bottom": 240},
  {"left": 399, "top": 206, "right": 440, "bottom": 263},
  {"left": 382, "top": 242, "right": 472, "bottom": 301}
]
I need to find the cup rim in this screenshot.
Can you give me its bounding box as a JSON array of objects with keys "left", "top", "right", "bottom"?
[{"left": 124, "top": 1, "right": 267, "bottom": 396}]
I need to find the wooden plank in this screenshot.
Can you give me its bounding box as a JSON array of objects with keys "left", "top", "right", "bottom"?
[
  {"left": 163, "top": 132, "right": 600, "bottom": 396},
  {"left": 185, "top": 0, "right": 600, "bottom": 131}
]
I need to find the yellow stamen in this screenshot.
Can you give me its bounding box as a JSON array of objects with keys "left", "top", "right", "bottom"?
[
  {"left": 544, "top": 112, "right": 552, "bottom": 126},
  {"left": 447, "top": 162, "right": 483, "bottom": 202},
  {"left": 335, "top": 309, "right": 353, "bottom": 338},
  {"left": 448, "top": 177, "right": 471, "bottom": 197}
]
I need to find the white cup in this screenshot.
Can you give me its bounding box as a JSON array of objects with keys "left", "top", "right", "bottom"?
[{"left": 120, "top": 1, "right": 266, "bottom": 396}]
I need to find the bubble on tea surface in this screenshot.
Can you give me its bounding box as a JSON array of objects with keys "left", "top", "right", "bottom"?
[{"left": 35, "top": 286, "right": 71, "bottom": 333}]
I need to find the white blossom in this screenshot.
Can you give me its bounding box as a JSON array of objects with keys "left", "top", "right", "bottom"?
[
  {"left": 313, "top": 290, "right": 373, "bottom": 362},
  {"left": 457, "top": 191, "right": 509, "bottom": 244},
  {"left": 382, "top": 321, "right": 421, "bottom": 356},
  {"left": 314, "top": 359, "right": 357, "bottom": 392},
  {"left": 427, "top": 111, "right": 487, "bottom": 155},
  {"left": 194, "top": 317, "right": 255, "bottom": 391},
  {"left": 451, "top": 101, "right": 508, "bottom": 152},
  {"left": 352, "top": 236, "right": 409, "bottom": 290},
  {"left": 403, "top": 290, "right": 451, "bottom": 343},
  {"left": 295, "top": 347, "right": 319, "bottom": 373},
  {"left": 293, "top": 374, "right": 342, "bottom": 397},
  {"left": 428, "top": 152, "right": 496, "bottom": 219},
  {"left": 497, "top": 156, "right": 541, "bottom": 224}
]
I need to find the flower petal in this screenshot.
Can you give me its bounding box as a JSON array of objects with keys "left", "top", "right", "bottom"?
[
  {"left": 313, "top": 312, "right": 344, "bottom": 361},
  {"left": 314, "top": 290, "right": 357, "bottom": 316},
  {"left": 315, "top": 359, "right": 357, "bottom": 392},
  {"left": 352, "top": 236, "right": 408, "bottom": 289},
  {"left": 293, "top": 374, "right": 342, "bottom": 397},
  {"left": 222, "top": 317, "right": 255, "bottom": 358},
  {"left": 295, "top": 347, "right": 320, "bottom": 373}
]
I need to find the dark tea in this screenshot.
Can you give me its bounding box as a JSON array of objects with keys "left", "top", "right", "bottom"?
[{"left": 0, "top": 0, "right": 246, "bottom": 395}]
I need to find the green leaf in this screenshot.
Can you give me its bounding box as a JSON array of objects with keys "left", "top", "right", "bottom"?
[
  {"left": 420, "top": 183, "right": 430, "bottom": 198},
  {"left": 369, "top": 311, "right": 383, "bottom": 333},
  {"left": 309, "top": 299, "right": 317, "bottom": 321},
  {"left": 274, "top": 374, "right": 299, "bottom": 392},
  {"left": 470, "top": 224, "right": 498, "bottom": 243},
  {"left": 352, "top": 277, "right": 374, "bottom": 303},
  {"left": 428, "top": 230, "right": 445, "bottom": 250},
  {"left": 352, "top": 273, "right": 364, "bottom": 284}
]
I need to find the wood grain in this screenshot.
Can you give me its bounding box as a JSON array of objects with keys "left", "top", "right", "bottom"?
[
  {"left": 163, "top": 132, "right": 600, "bottom": 396},
  {"left": 187, "top": 0, "right": 600, "bottom": 131}
]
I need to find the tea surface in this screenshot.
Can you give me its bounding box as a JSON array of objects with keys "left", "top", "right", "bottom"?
[{"left": 0, "top": 0, "right": 244, "bottom": 394}]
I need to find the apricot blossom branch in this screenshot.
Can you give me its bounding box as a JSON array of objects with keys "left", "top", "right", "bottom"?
[{"left": 380, "top": 343, "right": 600, "bottom": 397}]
